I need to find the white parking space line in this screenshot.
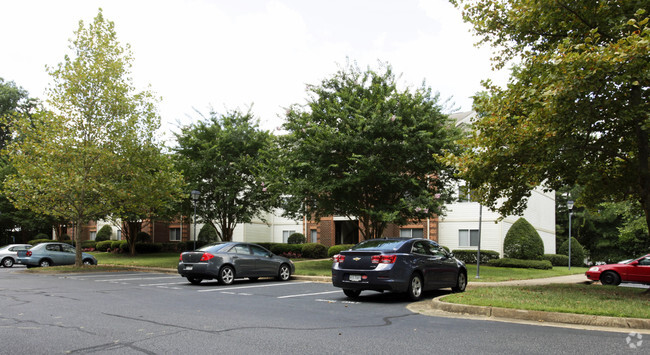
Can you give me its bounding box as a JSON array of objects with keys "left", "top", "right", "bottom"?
[
  {"left": 197, "top": 281, "right": 311, "bottom": 293},
  {"left": 277, "top": 290, "right": 341, "bottom": 299},
  {"left": 140, "top": 282, "right": 188, "bottom": 287},
  {"left": 59, "top": 273, "right": 142, "bottom": 279},
  {"left": 94, "top": 276, "right": 180, "bottom": 282}
]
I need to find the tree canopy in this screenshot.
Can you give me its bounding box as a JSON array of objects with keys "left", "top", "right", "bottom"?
[
  {"left": 174, "top": 109, "right": 278, "bottom": 242},
  {"left": 4, "top": 9, "right": 172, "bottom": 263},
  {"left": 450, "top": 1, "right": 650, "bottom": 239},
  {"left": 280, "top": 62, "right": 461, "bottom": 239}
]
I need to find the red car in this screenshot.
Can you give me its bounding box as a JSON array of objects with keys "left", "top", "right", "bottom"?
[{"left": 586, "top": 254, "right": 650, "bottom": 286}]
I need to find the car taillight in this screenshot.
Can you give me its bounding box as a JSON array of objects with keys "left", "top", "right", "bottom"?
[
  {"left": 371, "top": 255, "right": 396, "bottom": 264},
  {"left": 179, "top": 253, "right": 183, "bottom": 261},
  {"left": 200, "top": 252, "right": 215, "bottom": 261},
  {"left": 333, "top": 254, "right": 345, "bottom": 263},
  {"left": 26, "top": 251, "right": 32, "bottom": 257}
]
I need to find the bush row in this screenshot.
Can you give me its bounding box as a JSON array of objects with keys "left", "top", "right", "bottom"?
[
  {"left": 451, "top": 250, "right": 500, "bottom": 264},
  {"left": 327, "top": 244, "right": 355, "bottom": 257},
  {"left": 543, "top": 254, "right": 570, "bottom": 266},
  {"left": 488, "top": 258, "right": 553, "bottom": 270}
]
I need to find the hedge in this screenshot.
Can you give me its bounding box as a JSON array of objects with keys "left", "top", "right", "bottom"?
[
  {"left": 487, "top": 258, "right": 553, "bottom": 270},
  {"left": 135, "top": 242, "right": 163, "bottom": 253},
  {"left": 558, "top": 237, "right": 586, "bottom": 267},
  {"left": 288, "top": 233, "right": 306, "bottom": 244},
  {"left": 544, "top": 254, "right": 570, "bottom": 266},
  {"left": 270, "top": 244, "right": 303, "bottom": 256},
  {"left": 452, "top": 250, "right": 500, "bottom": 264},
  {"left": 301, "top": 243, "right": 328, "bottom": 258},
  {"left": 327, "top": 244, "right": 355, "bottom": 257},
  {"left": 81, "top": 240, "right": 97, "bottom": 249},
  {"left": 28, "top": 238, "right": 53, "bottom": 245},
  {"left": 96, "top": 240, "right": 112, "bottom": 252}
]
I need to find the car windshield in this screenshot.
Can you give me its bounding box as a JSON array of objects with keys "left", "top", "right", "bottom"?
[
  {"left": 351, "top": 240, "right": 406, "bottom": 251},
  {"left": 198, "top": 243, "right": 231, "bottom": 253}
]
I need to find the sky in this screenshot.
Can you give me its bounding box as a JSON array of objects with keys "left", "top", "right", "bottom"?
[{"left": 0, "top": 0, "right": 507, "bottom": 141}]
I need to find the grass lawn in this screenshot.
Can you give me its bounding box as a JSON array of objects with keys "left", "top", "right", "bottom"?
[
  {"left": 90, "top": 252, "right": 180, "bottom": 269},
  {"left": 442, "top": 284, "right": 650, "bottom": 319}
]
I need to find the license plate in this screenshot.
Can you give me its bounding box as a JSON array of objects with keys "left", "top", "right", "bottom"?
[
  {"left": 185, "top": 266, "right": 193, "bottom": 271},
  {"left": 349, "top": 274, "right": 361, "bottom": 282}
]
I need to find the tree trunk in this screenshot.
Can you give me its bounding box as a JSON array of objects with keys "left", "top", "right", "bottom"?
[
  {"left": 631, "top": 85, "right": 650, "bottom": 239},
  {"left": 74, "top": 219, "right": 82, "bottom": 267}
]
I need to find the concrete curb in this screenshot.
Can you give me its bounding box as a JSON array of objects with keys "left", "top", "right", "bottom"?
[{"left": 431, "top": 296, "right": 650, "bottom": 329}]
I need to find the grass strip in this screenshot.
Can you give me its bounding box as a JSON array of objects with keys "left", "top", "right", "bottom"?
[{"left": 442, "top": 284, "right": 650, "bottom": 319}]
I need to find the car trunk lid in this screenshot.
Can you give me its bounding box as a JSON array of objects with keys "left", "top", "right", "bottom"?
[{"left": 338, "top": 251, "right": 383, "bottom": 270}]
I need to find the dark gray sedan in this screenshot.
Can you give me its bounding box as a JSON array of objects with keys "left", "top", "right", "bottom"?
[
  {"left": 332, "top": 238, "right": 467, "bottom": 300},
  {"left": 16, "top": 242, "right": 97, "bottom": 267},
  {"left": 178, "top": 242, "right": 295, "bottom": 285}
]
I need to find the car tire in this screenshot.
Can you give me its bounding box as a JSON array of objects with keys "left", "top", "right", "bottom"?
[
  {"left": 39, "top": 259, "right": 52, "bottom": 267},
  {"left": 82, "top": 259, "right": 95, "bottom": 266},
  {"left": 452, "top": 271, "right": 467, "bottom": 293},
  {"left": 277, "top": 264, "right": 291, "bottom": 281},
  {"left": 219, "top": 265, "right": 235, "bottom": 285},
  {"left": 407, "top": 273, "right": 423, "bottom": 301},
  {"left": 600, "top": 271, "right": 621, "bottom": 286},
  {"left": 187, "top": 276, "right": 203, "bottom": 285},
  {"left": 2, "top": 257, "right": 14, "bottom": 268},
  {"left": 343, "top": 289, "right": 361, "bottom": 299}
]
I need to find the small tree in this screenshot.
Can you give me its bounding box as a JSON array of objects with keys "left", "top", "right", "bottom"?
[
  {"left": 198, "top": 224, "right": 219, "bottom": 243},
  {"left": 287, "top": 233, "right": 306, "bottom": 244},
  {"left": 95, "top": 225, "right": 113, "bottom": 241},
  {"left": 503, "top": 218, "right": 545, "bottom": 260}
]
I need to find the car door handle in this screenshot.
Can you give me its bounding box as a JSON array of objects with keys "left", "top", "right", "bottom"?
[{"left": 232, "top": 256, "right": 239, "bottom": 259}]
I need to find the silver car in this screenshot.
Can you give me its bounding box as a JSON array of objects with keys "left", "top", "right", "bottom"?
[
  {"left": 0, "top": 244, "right": 32, "bottom": 267},
  {"left": 16, "top": 242, "right": 97, "bottom": 267},
  {"left": 178, "top": 242, "right": 295, "bottom": 285}
]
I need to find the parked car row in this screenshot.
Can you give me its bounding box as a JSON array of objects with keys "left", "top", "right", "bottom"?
[{"left": 1, "top": 242, "right": 98, "bottom": 268}]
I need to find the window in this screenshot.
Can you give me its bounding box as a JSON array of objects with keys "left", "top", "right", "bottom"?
[
  {"left": 400, "top": 229, "right": 423, "bottom": 238},
  {"left": 170, "top": 228, "right": 181, "bottom": 241},
  {"left": 282, "top": 230, "right": 295, "bottom": 243},
  {"left": 251, "top": 245, "right": 268, "bottom": 257},
  {"left": 116, "top": 230, "right": 122, "bottom": 240},
  {"left": 231, "top": 244, "right": 250, "bottom": 254},
  {"left": 90, "top": 231, "right": 96, "bottom": 241},
  {"left": 459, "top": 229, "right": 480, "bottom": 247},
  {"left": 310, "top": 230, "right": 317, "bottom": 243}
]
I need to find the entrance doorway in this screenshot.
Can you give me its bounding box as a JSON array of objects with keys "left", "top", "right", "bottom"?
[{"left": 335, "top": 220, "right": 359, "bottom": 245}]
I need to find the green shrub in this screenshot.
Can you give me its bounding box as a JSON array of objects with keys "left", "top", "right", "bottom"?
[
  {"left": 503, "top": 218, "right": 545, "bottom": 260},
  {"left": 544, "top": 254, "right": 569, "bottom": 266},
  {"left": 96, "top": 225, "right": 113, "bottom": 241},
  {"left": 96, "top": 240, "right": 112, "bottom": 252},
  {"left": 135, "top": 242, "right": 163, "bottom": 253},
  {"left": 271, "top": 244, "right": 303, "bottom": 256},
  {"left": 288, "top": 233, "right": 306, "bottom": 244},
  {"left": 198, "top": 224, "right": 219, "bottom": 243},
  {"left": 558, "top": 237, "right": 586, "bottom": 267},
  {"left": 328, "top": 244, "right": 355, "bottom": 257},
  {"left": 136, "top": 232, "right": 151, "bottom": 243},
  {"left": 28, "top": 238, "right": 53, "bottom": 245},
  {"left": 34, "top": 233, "right": 49, "bottom": 240},
  {"left": 81, "top": 240, "right": 97, "bottom": 249},
  {"left": 301, "top": 243, "right": 328, "bottom": 259},
  {"left": 452, "top": 250, "right": 500, "bottom": 264},
  {"left": 488, "top": 258, "right": 552, "bottom": 269}
]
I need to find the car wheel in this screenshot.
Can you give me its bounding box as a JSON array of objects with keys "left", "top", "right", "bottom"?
[
  {"left": 452, "top": 271, "right": 467, "bottom": 293},
  {"left": 82, "top": 259, "right": 94, "bottom": 266},
  {"left": 2, "top": 257, "right": 14, "bottom": 268},
  {"left": 219, "top": 265, "right": 235, "bottom": 285},
  {"left": 277, "top": 264, "right": 291, "bottom": 281},
  {"left": 187, "top": 276, "right": 203, "bottom": 285},
  {"left": 600, "top": 271, "right": 621, "bottom": 286},
  {"left": 39, "top": 259, "right": 52, "bottom": 267},
  {"left": 343, "top": 289, "right": 361, "bottom": 299},
  {"left": 407, "top": 273, "right": 423, "bottom": 301}
]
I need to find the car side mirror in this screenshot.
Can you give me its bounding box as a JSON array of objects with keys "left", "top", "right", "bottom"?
[{"left": 630, "top": 260, "right": 639, "bottom": 266}]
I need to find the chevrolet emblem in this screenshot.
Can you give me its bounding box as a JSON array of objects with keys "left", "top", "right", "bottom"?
[{"left": 353, "top": 257, "right": 361, "bottom": 261}]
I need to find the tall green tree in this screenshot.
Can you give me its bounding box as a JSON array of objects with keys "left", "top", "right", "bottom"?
[
  {"left": 174, "top": 109, "right": 278, "bottom": 242},
  {"left": 280, "top": 62, "right": 461, "bottom": 239},
  {"left": 450, "top": 1, "right": 650, "bottom": 241},
  {"left": 4, "top": 10, "right": 164, "bottom": 264}
]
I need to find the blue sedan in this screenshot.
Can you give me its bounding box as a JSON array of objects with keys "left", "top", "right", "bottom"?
[
  {"left": 17, "top": 242, "right": 97, "bottom": 267},
  {"left": 332, "top": 238, "right": 467, "bottom": 300}
]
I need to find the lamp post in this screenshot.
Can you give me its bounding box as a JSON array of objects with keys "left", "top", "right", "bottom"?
[
  {"left": 191, "top": 190, "right": 200, "bottom": 251},
  {"left": 476, "top": 203, "right": 482, "bottom": 279},
  {"left": 567, "top": 200, "right": 574, "bottom": 270}
]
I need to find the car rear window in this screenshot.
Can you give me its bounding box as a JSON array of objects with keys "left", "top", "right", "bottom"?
[
  {"left": 351, "top": 240, "right": 406, "bottom": 251},
  {"left": 199, "top": 243, "right": 230, "bottom": 252}
]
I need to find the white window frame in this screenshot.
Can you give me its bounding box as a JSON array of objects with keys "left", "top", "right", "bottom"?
[
  {"left": 459, "top": 229, "right": 479, "bottom": 247},
  {"left": 170, "top": 228, "right": 181, "bottom": 241},
  {"left": 282, "top": 230, "right": 296, "bottom": 243},
  {"left": 400, "top": 228, "right": 423, "bottom": 238}
]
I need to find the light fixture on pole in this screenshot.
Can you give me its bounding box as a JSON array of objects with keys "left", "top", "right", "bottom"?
[
  {"left": 191, "top": 190, "right": 200, "bottom": 251},
  {"left": 567, "top": 200, "right": 574, "bottom": 270}
]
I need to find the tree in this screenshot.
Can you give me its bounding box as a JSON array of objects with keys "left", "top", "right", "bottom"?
[
  {"left": 503, "top": 218, "right": 545, "bottom": 260},
  {"left": 450, "top": 1, "right": 650, "bottom": 239},
  {"left": 280, "top": 62, "right": 461, "bottom": 239},
  {"left": 4, "top": 9, "right": 164, "bottom": 265},
  {"left": 174, "top": 109, "right": 278, "bottom": 242}
]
